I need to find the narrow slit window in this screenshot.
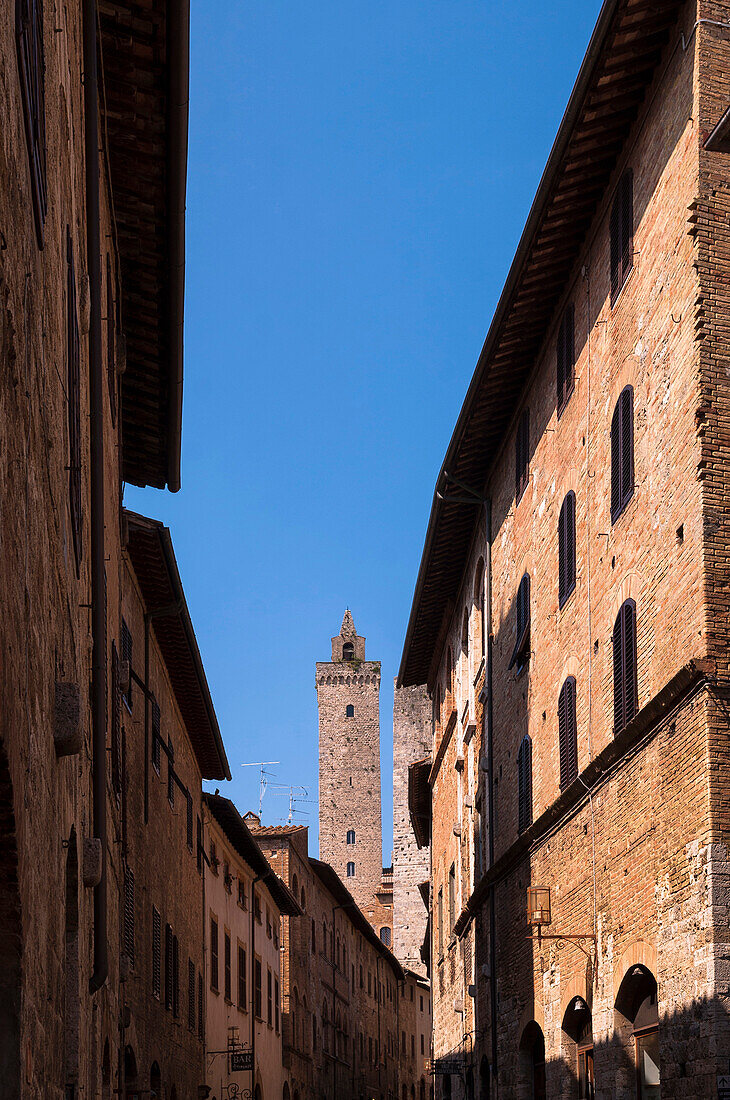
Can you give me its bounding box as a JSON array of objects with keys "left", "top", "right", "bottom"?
[
  {"left": 557, "top": 303, "right": 575, "bottom": 413},
  {"left": 515, "top": 408, "right": 530, "bottom": 501},
  {"left": 517, "top": 735, "right": 532, "bottom": 833},
  {"left": 558, "top": 677, "right": 578, "bottom": 788},
  {"left": 613, "top": 599, "right": 637, "bottom": 734},
  {"left": 610, "top": 168, "right": 634, "bottom": 305},
  {"left": 509, "top": 574, "right": 531, "bottom": 672},
  {"left": 611, "top": 385, "right": 634, "bottom": 522},
  {"left": 346, "top": 862, "right": 355, "bottom": 878},
  {"left": 558, "top": 492, "right": 577, "bottom": 607}
]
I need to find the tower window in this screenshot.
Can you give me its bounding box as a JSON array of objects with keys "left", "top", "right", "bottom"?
[
  {"left": 613, "top": 599, "right": 637, "bottom": 734},
  {"left": 346, "top": 704, "right": 354, "bottom": 717},
  {"left": 517, "top": 735, "right": 533, "bottom": 834},
  {"left": 509, "top": 573, "right": 531, "bottom": 672},
  {"left": 558, "top": 491, "right": 576, "bottom": 607},
  {"left": 346, "top": 830, "right": 355, "bottom": 845},
  {"left": 343, "top": 642, "right": 354, "bottom": 661},
  {"left": 379, "top": 927, "right": 391, "bottom": 947},
  {"left": 515, "top": 407, "right": 530, "bottom": 501},
  {"left": 610, "top": 168, "right": 633, "bottom": 305},
  {"left": 557, "top": 303, "right": 575, "bottom": 414},
  {"left": 611, "top": 385, "right": 634, "bottom": 522},
  {"left": 346, "top": 862, "right": 355, "bottom": 878},
  {"left": 558, "top": 677, "right": 578, "bottom": 789}
]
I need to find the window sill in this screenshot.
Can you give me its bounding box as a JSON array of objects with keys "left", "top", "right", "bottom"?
[
  {"left": 611, "top": 488, "right": 635, "bottom": 528},
  {"left": 558, "top": 583, "right": 576, "bottom": 613},
  {"left": 610, "top": 261, "right": 635, "bottom": 312}
]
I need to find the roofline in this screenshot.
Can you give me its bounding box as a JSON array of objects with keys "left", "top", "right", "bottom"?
[
  {"left": 398, "top": 0, "right": 623, "bottom": 687},
  {"left": 204, "top": 794, "right": 302, "bottom": 916},
  {"left": 124, "top": 510, "right": 231, "bottom": 780}
]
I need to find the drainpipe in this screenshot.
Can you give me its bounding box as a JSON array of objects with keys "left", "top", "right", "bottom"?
[
  {"left": 84, "top": 0, "right": 107, "bottom": 996},
  {"left": 484, "top": 500, "right": 497, "bottom": 1084}
]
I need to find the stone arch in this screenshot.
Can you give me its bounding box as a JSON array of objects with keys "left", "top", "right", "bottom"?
[
  {"left": 609, "top": 572, "right": 642, "bottom": 623},
  {"left": 150, "top": 1061, "right": 161, "bottom": 1097},
  {"left": 518, "top": 1019, "right": 546, "bottom": 1100},
  {"left": 612, "top": 939, "right": 657, "bottom": 1002},
  {"left": 559, "top": 654, "right": 581, "bottom": 685},
  {"left": 0, "top": 734, "right": 21, "bottom": 1100},
  {"left": 560, "top": 971, "right": 590, "bottom": 1022},
  {"left": 124, "top": 1045, "right": 138, "bottom": 1086}
]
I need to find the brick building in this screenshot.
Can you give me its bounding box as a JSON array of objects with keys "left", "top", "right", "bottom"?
[
  {"left": 399, "top": 1, "right": 730, "bottom": 1098},
  {"left": 0, "top": 1, "right": 193, "bottom": 1097},
  {"left": 249, "top": 817, "right": 404, "bottom": 1100},
  {"left": 203, "top": 793, "right": 300, "bottom": 1100},
  {"left": 398, "top": 968, "right": 433, "bottom": 1100},
  {"left": 121, "top": 513, "right": 230, "bottom": 1098},
  {"left": 317, "top": 611, "right": 394, "bottom": 941}
]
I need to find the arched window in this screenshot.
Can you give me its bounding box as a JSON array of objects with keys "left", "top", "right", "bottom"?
[
  {"left": 558, "top": 491, "right": 576, "bottom": 607},
  {"left": 293, "top": 987, "right": 299, "bottom": 1050},
  {"left": 517, "top": 735, "right": 532, "bottom": 834},
  {"left": 345, "top": 704, "right": 354, "bottom": 717},
  {"left": 346, "top": 862, "right": 355, "bottom": 878},
  {"left": 611, "top": 385, "right": 634, "bottom": 522},
  {"left": 610, "top": 168, "right": 633, "bottom": 305},
  {"left": 150, "top": 1062, "right": 162, "bottom": 1098},
  {"left": 322, "top": 1002, "right": 329, "bottom": 1053},
  {"left": 562, "top": 996, "right": 593, "bottom": 1099},
  {"left": 509, "top": 573, "right": 531, "bottom": 671},
  {"left": 343, "top": 642, "right": 354, "bottom": 661},
  {"left": 379, "top": 926, "right": 391, "bottom": 947},
  {"left": 474, "top": 558, "right": 485, "bottom": 661},
  {"left": 516, "top": 407, "right": 530, "bottom": 501},
  {"left": 615, "top": 965, "right": 659, "bottom": 1098},
  {"left": 519, "top": 1022, "right": 545, "bottom": 1100},
  {"left": 557, "top": 303, "right": 575, "bottom": 413},
  {"left": 346, "top": 829, "right": 355, "bottom": 845},
  {"left": 613, "top": 599, "right": 637, "bottom": 733},
  {"left": 558, "top": 676, "right": 578, "bottom": 788}
]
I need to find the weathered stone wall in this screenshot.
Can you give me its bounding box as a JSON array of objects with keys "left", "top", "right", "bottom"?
[{"left": 393, "top": 682, "right": 432, "bottom": 974}]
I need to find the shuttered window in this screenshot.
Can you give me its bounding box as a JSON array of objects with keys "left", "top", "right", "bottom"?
[
  {"left": 111, "top": 642, "right": 122, "bottom": 797},
  {"left": 557, "top": 304, "right": 575, "bottom": 414},
  {"left": 275, "top": 977, "right": 280, "bottom": 1033},
  {"left": 558, "top": 677, "right": 578, "bottom": 789},
  {"left": 558, "top": 492, "right": 576, "bottom": 607},
  {"left": 515, "top": 408, "right": 530, "bottom": 501},
  {"left": 151, "top": 700, "right": 161, "bottom": 773},
  {"left": 152, "top": 907, "right": 161, "bottom": 998},
  {"left": 106, "top": 255, "right": 117, "bottom": 424},
  {"left": 121, "top": 619, "right": 132, "bottom": 709},
  {"left": 167, "top": 737, "right": 175, "bottom": 807},
  {"left": 224, "top": 932, "right": 231, "bottom": 1001},
  {"left": 66, "top": 228, "right": 82, "bottom": 574},
  {"left": 610, "top": 168, "right": 633, "bottom": 305},
  {"left": 186, "top": 792, "right": 193, "bottom": 851},
  {"left": 198, "top": 971, "right": 204, "bottom": 1040},
  {"left": 611, "top": 385, "right": 634, "bottom": 522},
  {"left": 517, "top": 735, "right": 532, "bottom": 834},
  {"left": 172, "top": 934, "right": 180, "bottom": 1018},
  {"left": 164, "top": 924, "right": 173, "bottom": 1009},
  {"left": 267, "top": 967, "right": 273, "bottom": 1026},
  {"left": 254, "top": 958, "right": 262, "bottom": 1018},
  {"left": 613, "top": 599, "right": 637, "bottom": 734},
  {"left": 196, "top": 816, "right": 203, "bottom": 874},
  {"left": 16, "top": 0, "right": 47, "bottom": 245},
  {"left": 237, "top": 944, "right": 246, "bottom": 1009},
  {"left": 509, "top": 573, "right": 531, "bottom": 671},
  {"left": 188, "top": 958, "right": 195, "bottom": 1030},
  {"left": 210, "top": 916, "right": 219, "bottom": 991},
  {"left": 123, "top": 866, "right": 135, "bottom": 966},
  {"left": 448, "top": 864, "right": 455, "bottom": 933}
]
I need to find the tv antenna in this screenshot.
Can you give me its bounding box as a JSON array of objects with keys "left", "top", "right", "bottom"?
[
  {"left": 268, "top": 783, "right": 317, "bottom": 825},
  {"left": 241, "top": 761, "right": 279, "bottom": 816}
]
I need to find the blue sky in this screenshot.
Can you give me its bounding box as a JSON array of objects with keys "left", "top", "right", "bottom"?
[{"left": 125, "top": 0, "right": 604, "bottom": 859}]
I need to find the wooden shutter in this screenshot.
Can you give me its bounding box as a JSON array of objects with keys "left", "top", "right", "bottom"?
[
  {"left": 196, "top": 816, "right": 203, "bottom": 873},
  {"left": 66, "top": 229, "right": 82, "bottom": 573},
  {"left": 509, "top": 574, "right": 530, "bottom": 669},
  {"left": 188, "top": 958, "right": 195, "bottom": 1030},
  {"left": 238, "top": 945, "right": 246, "bottom": 1008},
  {"left": 16, "top": 0, "right": 47, "bottom": 245},
  {"left": 559, "top": 493, "right": 576, "bottom": 606},
  {"left": 611, "top": 386, "right": 634, "bottom": 521},
  {"left": 186, "top": 792, "right": 193, "bottom": 850},
  {"left": 518, "top": 736, "right": 532, "bottom": 833},
  {"left": 151, "top": 700, "right": 161, "bottom": 772},
  {"left": 558, "top": 677, "right": 577, "bottom": 788},
  {"left": 515, "top": 409, "right": 530, "bottom": 500},
  {"left": 210, "top": 917, "right": 218, "bottom": 990},
  {"left": 164, "top": 924, "right": 173, "bottom": 1009},
  {"left": 172, "top": 934, "right": 180, "bottom": 1018},
  {"left": 167, "top": 737, "right": 175, "bottom": 806},
  {"left": 610, "top": 189, "right": 620, "bottom": 303},
  {"left": 557, "top": 305, "right": 575, "bottom": 413},
  {"left": 198, "top": 971, "right": 204, "bottom": 1039},
  {"left": 152, "top": 907, "right": 161, "bottom": 997},
  {"left": 111, "top": 643, "right": 122, "bottom": 796},
  {"left": 611, "top": 169, "right": 633, "bottom": 304},
  {"left": 123, "top": 866, "right": 135, "bottom": 966},
  {"left": 121, "top": 619, "right": 132, "bottom": 708},
  {"left": 224, "top": 932, "right": 231, "bottom": 1000},
  {"left": 613, "top": 599, "right": 637, "bottom": 733}
]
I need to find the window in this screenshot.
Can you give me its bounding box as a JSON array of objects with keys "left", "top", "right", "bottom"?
[
  {"left": 343, "top": 641, "right": 354, "bottom": 660},
  {"left": 611, "top": 385, "right": 634, "bottom": 522},
  {"left": 267, "top": 967, "right": 273, "bottom": 1026},
  {"left": 16, "top": 0, "right": 47, "bottom": 245},
  {"left": 188, "top": 958, "right": 195, "bottom": 1030},
  {"left": 236, "top": 943, "right": 247, "bottom": 1009},
  {"left": 106, "top": 255, "right": 117, "bottom": 423},
  {"left": 517, "top": 735, "right": 533, "bottom": 833},
  {"left": 380, "top": 926, "right": 391, "bottom": 947},
  {"left": 152, "top": 907, "right": 161, "bottom": 998},
  {"left": 223, "top": 862, "right": 231, "bottom": 893},
  {"left": 311, "top": 919, "right": 316, "bottom": 953},
  {"left": 210, "top": 917, "right": 219, "bottom": 991},
  {"left": 254, "top": 958, "right": 262, "bottom": 1018},
  {"left": 238, "top": 879, "right": 247, "bottom": 908},
  {"left": 266, "top": 907, "right": 272, "bottom": 938},
  {"left": 347, "top": 861, "right": 355, "bottom": 877},
  {"left": 171, "top": 934, "right": 179, "bottom": 1018},
  {"left": 275, "top": 977, "right": 280, "bottom": 1032},
  {"left": 474, "top": 559, "right": 485, "bottom": 662},
  {"left": 186, "top": 793, "right": 193, "bottom": 851},
  {"left": 346, "top": 704, "right": 355, "bottom": 717},
  {"left": 164, "top": 924, "right": 173, "bottom": 1010},
  {"left": 254, "top": 892, "right": 261, "bottom": 923},
  {"left": 613, "top": 599, "right": 637, "bottom": 734},
  {"left": 448, "top": 864, "right": 456, "bottom": 933},
  {"left": 123, "top": 866, "right": 135, "bottom": 967},
  {"left": 558, "top": 677, "right": 578, "bottom": 789},
  {"left": 515, "top": 408, "right": 530, "bottom": 501},
  {"left": 167, "top": 737, "right": 175, "bottom": 807},
  {"left": 66, "top": 229, "right": 82, "bottom": 573},
  {"left": 198, "top": 971, "right": 204, "bottom": 1040},
  {"left": 509, "top": 573, "right": 531, "bottom": 672},
  {"left": 196, "top": 817, "right": 203, "bottom": 874},
  {"left": 224, "top": 932, "right": 231, "bottom": 1001},
  {"left": 209, "top": 841, "right": 218, "bottom": 874},
  {"left": 151, "top": 701, "right": 161, "bottom": 773},
  {"left": 121, "top": 619, "right": 132, "bottom": 710},
  {"left": 437, "top": 887, "right": 443, "bottom": 956},
  {"left": 346, "top": 829, "right": 355, "bottom": 845},
  {"left": 610, "top": 168, "right": 633, "bottom": 305},
  {"left": 110, "top": 643, "right": 122, "bottom": 798},
  {"left": 557, "top": 304, "right": 575, "bottom": 414},
  {"left": 558, "top": 492, "right": 576, "bottom": 607}
]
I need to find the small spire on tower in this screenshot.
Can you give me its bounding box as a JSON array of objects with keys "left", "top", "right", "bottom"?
[{"left": 340, "top": 608, "right": 356, "bottom": 637}]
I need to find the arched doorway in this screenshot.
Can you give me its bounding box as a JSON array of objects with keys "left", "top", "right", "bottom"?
[
  {"left": 520, "top": 1022, "right": 546, "bottom": 1100},
  {"left": 615, "top": 965, "right": 660, "bottom": 1099},
  {"left": 283, "top": 1085, "right": 290, "bottom": 1100},
  {"left": 150, "top": 1062, "right": 161, "bottom": 1098},
  {"left": 124, "top": 1046, "right": 138, "bottom": 1098},
  {"left": 479, "top": 1056, "right": 490, "bottom": 1100},
  {"left": 0, "top": 736, "right": 21, "bottom": 1099},
  {"left": 563, "top": 997, "right": 594, "bottom": 1099}
]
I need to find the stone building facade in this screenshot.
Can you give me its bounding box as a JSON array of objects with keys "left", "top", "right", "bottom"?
[
  {"left": 398, "top": 968, "right": 433, "bottom": 1100},
  {"left": 203, "top": 793, "right": 300, "bottom": 1100},
  {"left": 249, "top": 817, "right": 404, "bottom": 1100},
  {"left": 317, "top": 611, "right": 393, "bottom": 940},
  {"left": 0, "top": 2, "right": 195, "bottom": 1097},
  {"left": 399, "top": 1, "right": 730, "bottom": 1098}
]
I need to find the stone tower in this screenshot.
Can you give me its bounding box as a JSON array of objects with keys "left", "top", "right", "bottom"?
[{"left": 317, "top": 611, "right": 384, "bottom": 920}]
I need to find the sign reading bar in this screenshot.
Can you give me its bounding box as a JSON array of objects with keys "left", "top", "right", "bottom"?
[{"left": 230, "top": 1050, "right": 253, "bottom": 1073}]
